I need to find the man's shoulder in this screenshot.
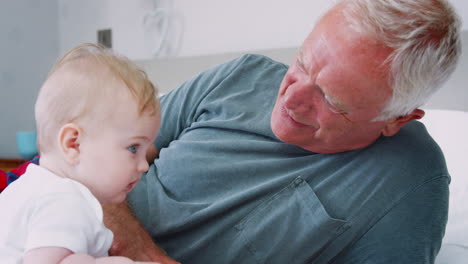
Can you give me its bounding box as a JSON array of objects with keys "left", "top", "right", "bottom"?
[
  {"left": 368, "top": 120, "right": 448, "bottom": 178},
  {"left": 236, "top": 53, "right": 288, "bottom": 68},
  {"left": 219, "top": 53, "right": 289, "bottom": 85},
  {"left": 215, "top": 53, "right": 288, "bottom": 75},
  {"left": 391, "top": 120, "right": 443, "bottom": 156},
  {"left": 186, "top": 53, "right": 287, "bottom": 87},
  {"left": 193, "top": 53, "right": 288, "bottom": 95}
]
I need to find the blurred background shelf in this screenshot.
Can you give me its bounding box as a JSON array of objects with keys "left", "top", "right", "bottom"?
[{"left": 0, "top": 159, "right": 27, "bottom": 171}]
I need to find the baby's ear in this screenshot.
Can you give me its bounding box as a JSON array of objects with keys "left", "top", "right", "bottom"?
[{"left": 57, "top": 123, "right": 82, "bottom": 165}]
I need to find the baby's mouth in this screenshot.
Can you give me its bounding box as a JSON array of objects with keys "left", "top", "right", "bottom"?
[{"left": 125, "top": 179, "right": 140, "bottom": 192}]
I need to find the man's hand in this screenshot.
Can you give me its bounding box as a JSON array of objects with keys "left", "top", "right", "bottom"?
[
  {"left": 146, "top": 145, "right": 159, "bottom": 165},
  {"left": 103, "top": 203, "right": 181, "bottom": 264}
]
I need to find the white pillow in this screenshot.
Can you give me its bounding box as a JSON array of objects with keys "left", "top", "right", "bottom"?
[{"left": 419, "top": 109, "right": 468, "bottom": 264}]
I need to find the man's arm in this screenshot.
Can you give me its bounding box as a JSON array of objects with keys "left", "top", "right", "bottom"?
[
  {"left": 103, "top": 202, "right": 180, "bottom": 264},
  {"left": 146, "top": 145, "right": 159, "bottom": 164}
]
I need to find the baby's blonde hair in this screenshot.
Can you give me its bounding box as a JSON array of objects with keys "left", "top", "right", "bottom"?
[{"left": 35, "top": 43, "right": 159, "bottom": 154}]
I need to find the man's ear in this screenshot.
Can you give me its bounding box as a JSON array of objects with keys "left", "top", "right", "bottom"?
[
  {"left": 382, "top": 108, "right": 425, "bottom": 137},
  {"left": 57, "top": 123, "right": 82, "bottom": 165}
]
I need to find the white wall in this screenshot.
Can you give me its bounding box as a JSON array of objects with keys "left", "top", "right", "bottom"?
[
  {"left": 0, "top": 0, "right": 58, "bottom": 158},
  {"left": 58, "top": 0, "right": 154, "bottom": 60},
  {"left": 170, "top": 0, "right": 332, "bottom": 57},
  {"left": 57, "top": 0, "right": 333, "bottom": 59},
  {"left": 57, "top": 0, "right": 467, "bottom": 59},
  {"left": 59, "top": 0, "right": 330, "bottom": 59}
]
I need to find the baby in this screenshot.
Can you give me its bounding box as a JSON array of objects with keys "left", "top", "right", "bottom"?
[{"left": 0, "top": 43, "right": 162, "bottom": 264}]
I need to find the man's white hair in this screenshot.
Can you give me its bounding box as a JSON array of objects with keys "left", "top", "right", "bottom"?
[{"left": 339, "top": 0, "right": 461, "bottom": 121}]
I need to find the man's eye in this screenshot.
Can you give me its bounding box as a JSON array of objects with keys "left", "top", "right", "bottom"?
[
  {"left": 326, "top": 101, "right": 341, "bottom": 113},
  {"left": 127, "top": 145, "right": 138, "bottom": 153},
  {"left": 325, "top": 100, "right": 352, "bottom": 121},
  {"left": 325, "top": 99, "right": 346, "bottom": 115},
  {"left": 322, "top": 94, "right": 341, "bottom": 113},
  {"left": 324, "top": 97, "right": 336, "bottom": 110}
]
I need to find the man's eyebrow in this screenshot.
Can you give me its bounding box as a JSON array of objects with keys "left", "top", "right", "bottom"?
[{"left": 297, "top": 48, "right": 350, "bottom": 113}]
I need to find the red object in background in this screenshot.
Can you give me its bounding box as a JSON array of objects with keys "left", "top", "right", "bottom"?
[{"left": 0, "top": 156, "right": 39, "bottom": 193}]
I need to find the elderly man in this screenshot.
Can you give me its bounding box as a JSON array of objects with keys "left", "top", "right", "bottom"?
[{"left": 105, "top": 0, "right": 461, "bottom": 263}]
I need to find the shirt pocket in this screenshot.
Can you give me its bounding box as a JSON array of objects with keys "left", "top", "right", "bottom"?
[{"left": 233, "top": 176, "right": 349, "bottom": 264}]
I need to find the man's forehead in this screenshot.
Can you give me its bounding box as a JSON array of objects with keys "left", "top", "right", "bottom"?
[{"left": 298, "top": 38, "right": 391, "bottom": 115}]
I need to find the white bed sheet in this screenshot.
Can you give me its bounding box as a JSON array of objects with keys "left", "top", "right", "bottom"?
[{"left": 420, "top": 109, "right": 468, "bottom": 264}]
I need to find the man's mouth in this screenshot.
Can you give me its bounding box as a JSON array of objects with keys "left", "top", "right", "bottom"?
[
  {"left": 282, "top": 106, "right": 308, "bottom": 127},
  {"left": 281, "top": 105, "right": 319, "bottom": 131}
]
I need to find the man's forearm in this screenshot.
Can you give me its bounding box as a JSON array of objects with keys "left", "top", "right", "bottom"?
[{"left": 102, "top": 202, "right": 179, "bottom": 263}]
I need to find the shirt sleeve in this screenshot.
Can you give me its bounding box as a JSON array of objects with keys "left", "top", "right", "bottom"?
[
  {"left": 25, "top": 192, "right": 112, "bottom": 256},
  {"left": 155, "top": 55, "right": 250, "bottom": 151},
  {"left": 331, "top": 176, "right": 449, "bottom": 264}
]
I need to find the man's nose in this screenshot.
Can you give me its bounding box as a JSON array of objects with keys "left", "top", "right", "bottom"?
[{"left": 283, "top": 83, "right": 313, "bottom": 113}]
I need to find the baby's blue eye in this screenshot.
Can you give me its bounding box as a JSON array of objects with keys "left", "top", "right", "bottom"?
[{"left": 128, "top": 145, "right": 138, "bottom": 153}]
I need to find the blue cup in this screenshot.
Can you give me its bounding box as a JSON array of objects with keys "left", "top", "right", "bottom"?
[{"left": 16, "top": 131, "right": 38, "bottom": 159}]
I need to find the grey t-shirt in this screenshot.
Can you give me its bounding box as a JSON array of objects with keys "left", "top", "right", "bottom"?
[{"left": 128, "top": 54, "right": 449, "bottom": 264}]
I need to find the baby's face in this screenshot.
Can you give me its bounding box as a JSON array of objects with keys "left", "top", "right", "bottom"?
[{"left": 75, "top": 100, "right": 160, "bottom": 204}]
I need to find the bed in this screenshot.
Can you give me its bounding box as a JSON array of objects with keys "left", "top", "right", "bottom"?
[
  {"left": 136, "top": 45, "right": 468, "bottom": 263},
  {"left": 421, "top": 109, "right": 468, "bottom": 264}
]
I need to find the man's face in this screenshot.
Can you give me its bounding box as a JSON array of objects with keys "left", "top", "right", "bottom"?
[{"left": 271, "top": 8, "right": 395, "bottom": 153}]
